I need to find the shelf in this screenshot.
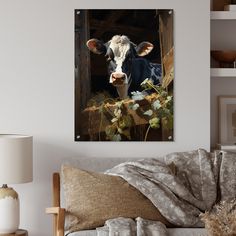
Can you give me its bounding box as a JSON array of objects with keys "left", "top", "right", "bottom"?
[
  {"left": 211, "top": 11, "right": 236, "bottom": 20},
  {"left": 211, "top": 68, "right": 236, "bottom": 77}
]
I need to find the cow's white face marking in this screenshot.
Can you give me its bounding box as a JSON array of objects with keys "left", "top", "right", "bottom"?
[
  {"left": 108, "top": 35, "right": 130, "bottom": 84},
  {"left": 107, "top": 35, "right": 132, "bottom": 99}
]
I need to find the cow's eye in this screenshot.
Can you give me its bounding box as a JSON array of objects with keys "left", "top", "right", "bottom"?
[
  {"left": 107, "top": 57, "right": 112, "bottom": 62},
  {"left": 105, "top": 54, "right": 112, "bottom": 62}
]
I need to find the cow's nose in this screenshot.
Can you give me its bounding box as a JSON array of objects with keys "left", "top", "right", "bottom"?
[
  {"left": 112, "top": 72, "right": 125, "bottom": 80},
  {"left": 111, "top": 73, "right": 126, "bottom": 84},
  {"left": 110, "top": 72, "right": 128, "bottom": 85}
]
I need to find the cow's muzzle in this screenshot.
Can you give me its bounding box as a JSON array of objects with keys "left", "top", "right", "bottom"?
[{"left": 109, "top": 72, "right": 128, "bottom": 86}]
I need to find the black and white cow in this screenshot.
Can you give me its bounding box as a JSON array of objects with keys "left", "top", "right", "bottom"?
[{"left": 87, "top": 35, "right": 162, "bottom": 99}]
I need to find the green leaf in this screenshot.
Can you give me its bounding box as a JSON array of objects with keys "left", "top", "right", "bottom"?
[
  {"left": 149, "top": 117, "right": 160, "bottom": 129},
  {"left": 119, "top": 115, "right": 133, "bottom": 129},
  {"left": 140, "top": 78, "right": 153, "bottom": 90},
  {"left": 105, "top": 125, "right": 116, "bottom": 137},
  {"left": 161, "top": 91, "right": 168, "bottom": 97},
  {"left": 162, "top": 116, "right": 174, "bottom": 129},
  {"left": 98, "top": 105, "right": 105, "bottom": 113},
  {"left": 117, "top": 128, "right": 123, "bottom": 134},
  {"left": 112, "top": 134, "right": 122, "bottom": 141},
  {"left": 115, "top": 101, "right": 123, "bottom": 108}
]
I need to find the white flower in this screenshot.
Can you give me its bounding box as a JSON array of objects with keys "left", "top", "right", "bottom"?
[
  {"left": 152, "top": 100, "right": 161, "bottom": 110},
  {"left": 132, "top": 103, "right": 140, "bottom": 110},
  {"left": 131, "top": 91, "right": 148, "bottom": 101},
  {"left": 143, "top": 110, "right": 153, "bottom": 116},
  {"left": 114, "top": 108, "right": 122, "bottom": 118},
  {"left": 111, "top": 118, "right": 118, "bottom": 123},
  {"left": 140, "top": 78, "right": 150, "bottom": 86}
]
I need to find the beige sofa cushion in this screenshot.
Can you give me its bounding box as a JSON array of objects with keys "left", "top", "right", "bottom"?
[
  {"left": 61, "top": 165, "right": 171, "bottom": 233},
  {"left": 68, "top": 228, "right": 208, "bottom": 236}
]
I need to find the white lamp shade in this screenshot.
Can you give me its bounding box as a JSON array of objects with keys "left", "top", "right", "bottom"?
[{"left": 0, "top": 135, "right": 33, "bottom": 184}]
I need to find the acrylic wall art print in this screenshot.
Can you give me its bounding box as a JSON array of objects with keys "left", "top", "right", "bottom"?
[{"left": 75, "top": 10, "right": 174, "bottom": 141}]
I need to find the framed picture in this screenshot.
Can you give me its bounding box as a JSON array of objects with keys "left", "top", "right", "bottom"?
[
  {"left": 75, "top": 9, "right": 174, "bottom": 141},
  {"left": 218, "top": 96, "right": 236, "bottom": 144}
]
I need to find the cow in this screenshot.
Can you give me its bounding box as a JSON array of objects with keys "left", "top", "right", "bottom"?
[{"left": 86, "top": 35, "right": 162, "bottom": 99}]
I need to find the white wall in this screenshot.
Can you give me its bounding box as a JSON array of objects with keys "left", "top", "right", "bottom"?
[{"left": 0, "top": 0, "right": 210, "bottom": 235}]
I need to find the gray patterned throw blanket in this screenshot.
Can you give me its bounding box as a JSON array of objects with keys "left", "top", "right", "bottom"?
[
  {"left": 97, "top": 217, "right": 168, "bottom": 236},
  {"left": 97, "top": 149, "right": 236, "bottom": 235}
]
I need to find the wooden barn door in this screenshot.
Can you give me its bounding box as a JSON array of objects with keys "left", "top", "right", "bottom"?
[
  {"left": 74, "top": 10, "right": 91, "bottom": 140},
  {"left": 159, "top": 10, "right": 174, "bottom": 89},
  {"left": 159, "top": 10, "right": 174, "bottom": 141}
]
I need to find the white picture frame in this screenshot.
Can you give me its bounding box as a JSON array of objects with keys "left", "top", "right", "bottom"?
[{"left": 218, "top": 96, "right": 236, "bottom": 144}]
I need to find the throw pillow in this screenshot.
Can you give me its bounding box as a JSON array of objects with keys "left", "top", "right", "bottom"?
[{"left": 61, "top": 165, "right": 171, "bottom": 233}]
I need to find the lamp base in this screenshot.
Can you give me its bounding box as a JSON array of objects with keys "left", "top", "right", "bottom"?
[{"left": 0, "top": 185, "right": 19, "bottom": 234}]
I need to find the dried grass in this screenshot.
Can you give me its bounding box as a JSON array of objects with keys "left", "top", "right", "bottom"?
[{"left": 200, "top": 198, "right": 236, "bottom": 236}]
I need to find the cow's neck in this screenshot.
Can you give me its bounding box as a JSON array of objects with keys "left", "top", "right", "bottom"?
[{"left": 115, "top": 85, "right": 129, "bottom": 99}]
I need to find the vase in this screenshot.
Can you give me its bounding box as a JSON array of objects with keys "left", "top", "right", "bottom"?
[{"left": 0, "top": 186, "right": 19, "bottom": 233}]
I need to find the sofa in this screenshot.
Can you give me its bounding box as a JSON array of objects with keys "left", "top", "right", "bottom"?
[{"left": 46, "top": 156, "right": 207, "bottom": 236}]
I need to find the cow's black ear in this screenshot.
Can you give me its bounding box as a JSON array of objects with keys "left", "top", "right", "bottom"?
[
  {"left": 136, "top": 42, "right": 154, "bottom": 57},
  {"left": 86, "top": 39, "right": 106, "bottom": 55}
]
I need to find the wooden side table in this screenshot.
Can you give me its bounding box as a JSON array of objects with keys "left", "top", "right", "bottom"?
[{"left": 0, "top": 230, "right": 28, "bottom": 236}]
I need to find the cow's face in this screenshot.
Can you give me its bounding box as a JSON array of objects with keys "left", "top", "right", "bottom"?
[{"left": 86, "top": 35, "right": 154, "bottom": 98}]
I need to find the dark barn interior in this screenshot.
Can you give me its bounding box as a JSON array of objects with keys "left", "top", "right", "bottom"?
[
  {"left": 75, "top": 9, "right": 174, "bottom": 141},
  {"left": 88, "top": 10, "right": 161, "bottom": 97}
]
